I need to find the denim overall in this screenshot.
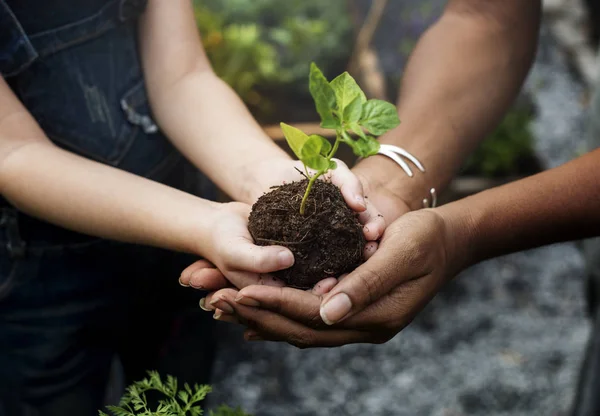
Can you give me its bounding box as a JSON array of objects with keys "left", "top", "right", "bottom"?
[{"left": 0, "top": 1, "right": 216, "bottom": 414}]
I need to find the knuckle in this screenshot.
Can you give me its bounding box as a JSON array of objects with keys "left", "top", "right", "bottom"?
[
  {"left": 354, "top": 268, "right": 386, "bottom": 306},
  {"left": 288, "top": 331, "right": 315, "bottom": 349}
]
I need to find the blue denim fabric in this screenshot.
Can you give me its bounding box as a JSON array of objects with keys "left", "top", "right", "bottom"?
[{"left": 0, "top": 1, "right": 217, "bottom": 415}]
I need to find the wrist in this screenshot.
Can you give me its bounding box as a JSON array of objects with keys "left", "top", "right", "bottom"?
[
  {"left": 236, "top": 154, "right": 295, "bottom": 204},
  {"left": 435, "top": 200, "right": 479, "bottom": 275},
  {"left": 353, "top": 156, "right": 423, "bottom": 216}
]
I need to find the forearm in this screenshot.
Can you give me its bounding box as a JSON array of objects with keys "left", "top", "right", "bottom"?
[
  {"left": 439, "top": 149, "right": 600, "bottom": 272},
  {"left": 139, "top": 0, "right": 289, "bottom": 203},
  {"left": 0, "top": 140, "right": 219, "bottom": 256},
  {"left": 354, "top": 1, "right": 541, "bottom": 211},
  {"left": 146, "top": 71, "right": 289, "bottom": 202}
]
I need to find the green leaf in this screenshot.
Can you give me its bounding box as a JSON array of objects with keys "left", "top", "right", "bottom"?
[
  {"left": 309, "top": 62, "right": 338, "bottom": 128},
  {"left": 308, "top": 134, "right": 332, "bottom": 156},
  {"left": 330, "top": 72, "right": 366, "bottom": 120},
  {"left": 347, "top": 135, "right": 381, "bottom": 158},
  {"left": 343, "top": 95, "right": 363, "bottom": 124},
  {"left": 280, "top": 122, "right": 309, "bottom": 160},
  {"left": 299, "top": 135, "right": 330, "bottom": 171},
  {"left": 329, "top": 159, "right": 337, "bottom": 170},
  {"left": 347, "top": 122, "right": 367, "bottom": 139},
  {"left": 360, "top": 99, "right": 400, "bottom": 136}
]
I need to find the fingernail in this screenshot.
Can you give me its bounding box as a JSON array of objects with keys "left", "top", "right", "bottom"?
[
  {"left": 199, "top": 298, "right": 212, "bottom": 311},
  {"left": 278, "top": 251, "right": 294, "bottom": 268},
  {"left": 355, "top": 195, "right": 366, "bottom": 209},
  {"left": 189, "top": 281, "right": 205, "bottom": 290},
  {"left": 212, "top": 297, "right": 234, "bottom": 314},
  {"left": 178, "top": 277, "right": 189, "bottom": 287},
  {"left": 320, "top": 293, "right": 352, "bottom": 325},
  {"left": 213, "top": 310, "right": 223, "bottom": 320},
  {"left": 235, "top": 294, "right": 260, "bottom": 307}
]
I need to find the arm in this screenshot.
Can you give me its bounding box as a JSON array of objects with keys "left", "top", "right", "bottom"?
[
  {"left": 0, "top": 77, "right": 216, "bottom": 254},
  {"left": 138, "top": 0, "right": 290, "bottom": 204},
  {"left": 354, "top": 0, "right": 541, "bottom": 214},
  {"left": 442, "top": 148, "right": 600, "bottom": 270},
  {"left": 0, "top": 78, "right": 293, "bottom": 283}
]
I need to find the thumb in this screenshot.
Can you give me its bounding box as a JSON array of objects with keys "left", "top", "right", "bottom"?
[
  {"left": 319, "top": 232, "right": 405, "bottom": 325},
  {"left": 226, "top": 238, "right": 295, "bottom": 274},
  {"left": 328, "top": 158, "right": 367, "bottom": 212}
]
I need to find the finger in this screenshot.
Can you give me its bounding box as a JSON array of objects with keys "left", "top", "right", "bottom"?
[
  {"left": 229, "top": 302, "right": 374, "bottom": 347},
  {"left": 338, "top": 276, "right": 436, "bottom": 330},
  {"left": 234, "top": 285, "right": 324, "bottom": 328},
  {"left": 363, "top": 241, "right": 378, "bottom": 260},
  {"left": 319, "top": 227, "right": 418, "bottom": 325},
  {"left": 202, "top": 288, "right": 240, "bottom": 313},
  {"left": 180, "top": 260, "right": 215, "bottom": 287},
  {"left": 358, "top": 199, "right": 386, "bottom": 241},
  {"left": 311, "top": 278, "right": 338, "bottom": 295},
  {"left": 213, "top": 309, "right": 240, "bottom": 324},
  {"left": 328, "top": 158, "right": 367, "bottom": 212},
  {"left": 189, "top": 267, "right": 229, "bottom": 290},
  {"left": 224, "top": 238, "right": 294, "bottom": 274}
]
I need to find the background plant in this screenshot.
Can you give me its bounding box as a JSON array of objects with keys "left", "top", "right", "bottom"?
[
  {"left": 99, "top": 371, "right": 251, "bottom": 416},
  {"left": 282, "top": 63, "right": 400, "bottom": 214},
  {"left": 462, "top": 105, "right": 536, "bottom": 177},
  {"left": 193, "top": 0, "right": 352, "bottom": 119}
]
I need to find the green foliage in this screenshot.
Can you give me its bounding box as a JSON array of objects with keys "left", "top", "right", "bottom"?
[
  {"left": 281, "top": 63, "right": 400, "bottom": 214},
  {"left": 463, "top": 106, "right": 535, "bottom": 177},
  {"left": 99, "top": 371, "right": 251, "bottom": 416},
  {"left": 193, "top": 0, "right": 352, "bottom": 118}
]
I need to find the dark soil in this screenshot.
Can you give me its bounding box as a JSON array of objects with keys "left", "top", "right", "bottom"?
[{"left": 248, "top": 179, "right": 365, "bottom": 289}]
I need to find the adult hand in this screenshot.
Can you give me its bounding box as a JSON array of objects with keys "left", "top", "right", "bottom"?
[{"left": 202, "top": 209, "right": 468, "bottom": 347}]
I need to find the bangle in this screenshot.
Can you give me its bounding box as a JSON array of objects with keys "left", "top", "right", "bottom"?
[{"left": 377, "top": 144, "right": 437, "bottom": 208}]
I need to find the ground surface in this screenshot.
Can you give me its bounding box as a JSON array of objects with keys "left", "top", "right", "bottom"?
[{"left": 207, "top": 5, "right": 594, "bottom": 415}]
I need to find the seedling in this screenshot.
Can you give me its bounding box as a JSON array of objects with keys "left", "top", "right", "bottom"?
[{"left": 281, "top": 62, "right": 400, "bottom": 214}]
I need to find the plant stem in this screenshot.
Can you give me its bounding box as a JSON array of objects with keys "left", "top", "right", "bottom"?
[
  {"left": 327, "top": 135, "right": 341, "bottom": 159},
  {"left": 299, "top": 134, "right": 343, "bottom": 215},
  {"left": 300, "top": 172, "right": 322, "bottom": 215}
]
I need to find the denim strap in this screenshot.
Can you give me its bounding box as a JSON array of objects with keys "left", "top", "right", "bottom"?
[
  {"left": 0, "top": 0, "right": 38, "bottom": 77},
  {"left": 28, "top": 0, "right": 147, "bottom": 58}
]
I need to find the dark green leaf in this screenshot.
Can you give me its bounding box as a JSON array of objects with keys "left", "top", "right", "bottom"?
[
  {"left": 309, "top": 63, "right": 338, "bottom": 128},
  {"left": 280, "top": 123, "right": 309, "bottom": 160},
  {"left": 330, "top": 72, "right": 366, "bottom": 119},
  {"left": 308, "top": 134, "right": 332, "bottom": 157},
  {"left": 360, "top": 99, "right": 400, "bottom": 136},
  {"left": 347, "top": 135, "right": 381, "bottom": 157},
  {"left": 300, "top": 135, "right": 330, "bottom": 171}
]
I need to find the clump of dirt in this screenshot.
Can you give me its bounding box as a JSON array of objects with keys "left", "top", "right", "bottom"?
[{"left": 248, "top": 179, "right": 365, "bottom": 289}]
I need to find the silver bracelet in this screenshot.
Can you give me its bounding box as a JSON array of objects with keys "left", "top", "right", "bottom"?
[{"left": 377, "top": 144, "right": 437, "bottom": 208}]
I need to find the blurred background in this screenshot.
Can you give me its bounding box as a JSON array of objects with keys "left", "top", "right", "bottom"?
[{"left": 190, "top": 0, "right": 597, "bottom": 414}]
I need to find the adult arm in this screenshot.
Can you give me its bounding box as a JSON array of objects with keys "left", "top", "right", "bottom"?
[{"left": 354, "top": 0, "right": 541, "bottom": 216}]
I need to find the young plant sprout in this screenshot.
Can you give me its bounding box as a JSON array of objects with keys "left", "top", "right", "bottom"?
[{"left": 281, "top": 62, "right": 401, "bottom": 214}]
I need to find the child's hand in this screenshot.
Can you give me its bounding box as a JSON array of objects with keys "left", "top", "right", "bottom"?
[{"left": 179, "top": 202, "right": 293, "bottom": 290}]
